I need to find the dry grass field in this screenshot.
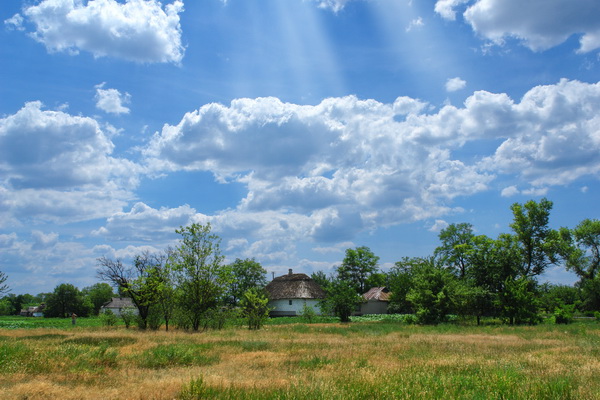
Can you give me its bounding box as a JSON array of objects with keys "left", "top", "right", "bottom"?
[{"left": 1, "top": 321, "right": 600, "bottom": 399}]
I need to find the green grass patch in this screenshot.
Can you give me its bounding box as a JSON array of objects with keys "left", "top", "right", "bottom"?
[
  {"left": 63, "top": 336, "right": 137, "bottom": 347},
  {"left": 137, "top": 344, "right": 219, "bottom": 369}
]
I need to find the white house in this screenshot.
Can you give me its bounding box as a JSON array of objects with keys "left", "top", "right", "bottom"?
[
  {"left": 265, "top": 269, "right": 326, "bottom": 316},
  {"left": 100, "top": 297, "right": 138, "bottom": 317}
]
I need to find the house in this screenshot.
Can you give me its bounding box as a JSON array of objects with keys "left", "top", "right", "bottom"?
[
  {"left": 19, "top": 304, "right": 45, "bottom": 317},
  {"left": 359, "top": 287, "right": 391, "bottom": 315},
  {"left": 100, "top": 297, "right": 138, "bottom": 317},
  {"left": 265, "top": 269, "right": 326, "bottom": 316}
]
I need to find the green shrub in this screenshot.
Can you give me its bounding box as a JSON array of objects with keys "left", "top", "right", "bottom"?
[
  {"left": 300, "top": 303, "right": 317, "bottom": 323},
  {"left": 120, "top": 306, "right": 137, "bottom": 329},
  {"left": 178, "top": 376, "right": 219, "bottom": 400},
  {"left": 100, "top": 309, "right": 118, "bottom": 326},
  {"left": 554, "top": 304, "right": 575, "bottom": 324}
]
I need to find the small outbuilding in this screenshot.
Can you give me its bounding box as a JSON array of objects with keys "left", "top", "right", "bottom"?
[
  {"left": 359, "top": 287, "right": 391, "bottom": 315},
  {"left": 265, "top": 269, "right": 326, "bottom": 317},
  {"left": 100, "top": 297, "right": 138, "bottom": 317}
]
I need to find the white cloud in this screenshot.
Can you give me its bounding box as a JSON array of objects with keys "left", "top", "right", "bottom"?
[
  {"left": 312, "top": 0, "right": 352, "bottom": 13},
  {"left": 434, "top": 0, "right": 470, "bottom": 21},
  {"left": 16, "top": 0, "right": 185, "bottom": 63},
  {"left": 429, "top": 219, "right": 449, "bottom": 232},
  {"left": 446, "top": 77, "right": 467, "bottom": 92},
  {"left": 501, "top": 185, "right": 519, "bottom": 197},
  {"left": 462, "top": 0, "right": 600, "bottom": 53},
  {"left": 406, "top": 17, "right": 424, "bottom": 32},
  {"left": 4, "top": 14, "right": 24, "bottom": 31},
  {"left": 95, "top": 83, "right": 131, "bottom": 114},
  {"left": 0, "top": 102, "right": 140, "bottom": 223}
]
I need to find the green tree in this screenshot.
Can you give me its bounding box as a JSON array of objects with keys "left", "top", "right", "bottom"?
[
  {"left": 406, "top": 257, "right": 456, "bottom": 324},
  {"left": 561, "top": 219, "right": 600, "bottom": 283},
  {"left": 97, "top": 251, "right": 167, "bottom": 329},
  {"left": 225, "top": 258, "right": 267, "bottom": 306},
  {"left": 44, "top": 283, "right": 91, "bottom": 318},
  {"left": 319, "top": 279, "right": 363, "bottom": 323},
  {"left": 147, "top": 259, "right": 176, "bottom": 331},
  {"left": 387, "top": 257, "right": 418, "bottom": 314},
  {"left": 171, "top": 223, "right": 229, "bottom": 331},
  {"left": 0, "top": 298, "right": 14, "bottom": 315},
  {"left": 0, "top": 270, "right": 9, "bottom": 296},
  {"left": 435, "top": 223, "right": 475, "bottom": 279},
  {"left": 310, "top": 270, "right": 332, "bottom": 291},
  {"left": 240, "top": 287, "right": 270, "bottom": 330},
  {"left": 497, "top": 277, "right": 540, "bottom": 325},
  {"left": 510, "top": 198, "right": 558, "bottom": 277},
  {"left": 82, "top": 283, "right": 115, "bottom": 315},
  {"left": 337, "top": 246, "right": 379, "bottom": 294}
]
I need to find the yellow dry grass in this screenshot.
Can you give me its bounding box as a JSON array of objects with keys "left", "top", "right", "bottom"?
[{"left": 1, "top": 323, "right": 599, "bottom": 399}]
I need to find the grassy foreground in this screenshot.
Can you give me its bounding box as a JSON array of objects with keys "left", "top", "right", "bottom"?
[{"left": 1, "top": 320, "right": 599, "bottom": 399}]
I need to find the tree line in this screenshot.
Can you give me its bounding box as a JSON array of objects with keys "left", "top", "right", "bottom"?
[{"left": 1, "top": 197, "right": 598, "bottom": 327}]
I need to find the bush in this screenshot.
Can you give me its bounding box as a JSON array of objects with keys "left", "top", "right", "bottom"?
[
  {"left": 120, "top": 307, "right": 137, "bottom": 329},
  {"left": 100, "top": 309, "right": 118, "bottom": 327},
  {"left": 554, "top": 304, "right": 575, "bottom": 324},
  {"left": 300, "top": 303, "right": 317, "bottom": 323}
]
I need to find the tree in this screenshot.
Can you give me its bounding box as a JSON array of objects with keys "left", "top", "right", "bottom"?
[
  {"left": 387, "top": 257, "right": 418, "bottom": 314},
  {"left": 435, "top": 223, "right": 475, "bottom": 279},
  {"left": 240, "top": 287, "right": 270, "bottom": 330},
  {"left": 561, "top": 219, "right": 600, "bottom": 283},
  {"left": 406, "top": 257, "right": 456, "bottom": 324},
  {"left": 497, "top": 277, "right": 540, "bottom": 325},
  {"left": 0, "top": 270, "right": 9, "bottom": 296},
  {"left": 171, "top": 223, "right": 229, "bottom": 331},
  {"left": 311, "top": 270, "right": 332, "bottom": 292},
  {"left": 510, "top": 198, "right": 558, "bottom": 277},
  {"left": 319, "top": 279, "right": 363, "bottom": 323},
  {"left": 44, "top": 283, "right": 91, "bottom": 318},
  {"left": 337, "top": 246, "right": 379, "bottom": 294},
  {"left": 225, "top": 258, "right": 267, "bottom": 306},
  {"left": 147, "top": 258, "right": 176, "bottom": 331},
  {"left": 97, "top": 251, "right": 167, "bottom": 329},
  {"left": 82, "top": 283, "right": 114, "bottom": 315}
]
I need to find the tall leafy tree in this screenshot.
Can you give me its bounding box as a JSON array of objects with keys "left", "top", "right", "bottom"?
[
  {"left": 97, "top": 250, "right": 167, "bottom": 329},
  {"left": 562, "top": 219, "right": 600, "bottom": 282},
  {"left": 240, "top": 287, "right": 270, "bottom": 330},
  {"left": 435, "top": 223, "right": 475, "bottom": 278},
  {"left": 311, "top": 270, "right": 332, "bottom": 291},
  {"left": 319, "top": 279, "right": 363, "bottom": 323},
  {"left": 82, "top": 283, "right": 115, "bottom": 315},
  {"left": 0, "top": 270, "right": 9, "bottom": 296},
  {"left": 510, "top": 198, "right": 558, "bottom": 277},
  {"left": 337, "top": 246, "right": 379, "bottom": 294},
  {"left": 171, "top": 223, "right": 229, "bottom": 331},
  {"left": 44, "top": 283, "right": 91, "bottom": 318},
  {"left": 225, "top": 258, "right": 267, "bottom": 306}
]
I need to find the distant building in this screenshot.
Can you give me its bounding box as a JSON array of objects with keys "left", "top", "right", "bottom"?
[
  {"left": 359, "top": 287, "right": 391, "bottom": 315},
  {"left": 19, "top": 304, "right": 45, "bottom": 317},
  {"left": 265, "top": 269, "right": 326, "bottom": 317},
  {"left": 100, "top": 297, "right": 138, "bottom": 317}
]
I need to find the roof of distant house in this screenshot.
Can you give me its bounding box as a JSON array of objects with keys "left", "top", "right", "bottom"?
[
  {"left": 102, "top": 297, "right": 135, "bottom": 309},
  {"left": 266, "top": 269, "right": 326, "bottom": 300},
  {"left": 362, "top": 287, "right": 391, "bottom": 302}
]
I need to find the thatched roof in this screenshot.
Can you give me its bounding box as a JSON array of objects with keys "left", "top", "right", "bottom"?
[
  {"left": 362, "top": 287, "right": 391, "bottom": 302},
  {"left": 266, "top": 270, "right": 326, "bottom": 300},
  {"left": 102, "top": 297, "right": 135, "bottom": 309}
]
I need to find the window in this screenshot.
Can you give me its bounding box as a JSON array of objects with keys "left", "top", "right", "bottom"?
[{"left": 289, "top": 300, "right": 293, "bottom": 306}]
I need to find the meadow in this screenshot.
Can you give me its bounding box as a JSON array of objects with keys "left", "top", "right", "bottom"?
[{"left": 1, "top": 316, "right": 599, "bottom": 399}]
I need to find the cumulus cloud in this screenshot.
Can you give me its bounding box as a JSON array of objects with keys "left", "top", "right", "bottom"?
[
  {"left": 437, "top": 0, "right": 600, "bottom": 53},
  {"left": 501, "top": 185, "right": 519, "bottom": 197},
  {"left": 11, "top": 0, "right": 185, "bottom": 63},
  {"left": 312, "top": 0, "right": 352, "bottom": 13},
  {"left": 446, "top": 77, "right": 467, "bottom": 92},
  {"left": 95, "top": 83, "right": 131, "bottom": 114},
  {"left": 0, "top": 102, "right": 139, "bottom": 223},
  {"left": 429, "top": 219, "right": 449, "bottom": 232}
]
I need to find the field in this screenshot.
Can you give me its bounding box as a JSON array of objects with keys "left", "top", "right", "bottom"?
[{"left": 1, "top": 317, "right": 600, "bottom": 399}]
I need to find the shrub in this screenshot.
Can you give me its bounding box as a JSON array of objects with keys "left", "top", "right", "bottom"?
[
  {"left": 100, "top": 309, "right": 118, "bottom": 327},
  {"left": 120, "top": 306, "right": 137, "bottom": 329},
  {"left": 300, "top": 303, "right": 317, "bottom": 323},
  {"left": 554, "top": 304, "right": 575, "bottom": 324}
]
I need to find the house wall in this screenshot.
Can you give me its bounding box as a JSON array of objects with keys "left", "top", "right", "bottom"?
[
  {"left": 359, "top": 300, "right": 389, "bottom": 315},
  {"left": 102, "top": 306, "right": 139, "bottom": 317},
  {"left": 268, "top": 299, "right": 323, "bottom": 317}
]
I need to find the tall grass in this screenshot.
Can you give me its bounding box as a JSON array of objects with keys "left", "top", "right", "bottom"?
[{"left": 0, "top": 321, "right": 599, "bottom": 399}]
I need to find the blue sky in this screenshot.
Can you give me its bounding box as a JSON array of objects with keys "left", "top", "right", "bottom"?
[{"left": 1, "top": 0, "right": 599, "bottom": 294}]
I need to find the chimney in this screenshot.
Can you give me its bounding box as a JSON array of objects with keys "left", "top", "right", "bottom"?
[{"left": 288, "top": 268, "right": 293, "bottom": 275}]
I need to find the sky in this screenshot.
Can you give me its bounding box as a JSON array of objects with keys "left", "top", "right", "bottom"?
[{"left": 1, "top": 0, "right": 599, "bottom": 294}]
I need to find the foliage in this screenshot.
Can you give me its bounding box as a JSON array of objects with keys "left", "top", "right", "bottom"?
[
  {"left": 538, "top": 283, "right": 581, "bottom": 314},
  {"left": 44, "top": 283, "right": 92, "bottom": 318},
  {"left": 0, "top": 270, "right": 9, "bottom": 296},
  {"left": 300, "top": 302, "right": 317, "bottom": 323},
  {"left": 320, "top": 279, "right": 363, "bottom": 323},
  {"left": 81, "top": 283, "right": 114, "bottom": 315},
  {"left": 120, "top": 306, "right": 136, "bottom": 329},
  {"left": 553, "top": 304, "right": 575, "bottom": 324},
  {"left": 387, "top": 257, "right": 417, "bottom": 314},
  {"left": 435, "top": 223, "right": 475, "bottom": 279},
  {"left": 145, "top": 306, "right": 164, "bottom": 330},
  {"left": 561, "top": 219, "right": 600, "bottom": 283},
  {"left": 97, "top": 251, "right": 168, "bottom": 329},
  {"left": 509, "top": 197, "right": 559, "bottom": 277},
  {"left": 0, "top": 299, "right": 14, "bottom": 316},
  {"left": 406, "top": 258, "right": 456, "bottom": 324},
  {"left": 497, "top": 277, "right": 541, "bottom": 325},
  {"left": 580, "top": 276, "right": 600, "bottom": 311},
  {"left": 240, "top": 287, "right": 270, "bottom": 330},
  {"left": 99, "top": 309, "right": 118, "bottom": 327},
  {"left": 336, "top": 246, "right": 380, "bottom": 294},
  {"left": 224, "top": 258, "right": 267, "bottom": 306},
  {"left": 171, "top": 223, "right": 229, "bottom": 331},
  {"left": 311, "top": 270, "right": 332, "bottom": 291}
]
